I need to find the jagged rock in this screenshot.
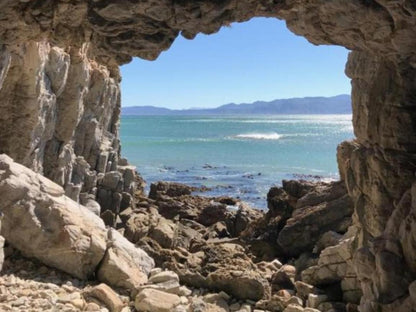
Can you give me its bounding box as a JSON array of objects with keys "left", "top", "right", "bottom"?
[
  {"left": 313, "top": 231, "right": 343, "bottom": 255},
  {"left": 148, "top": 218, "right": 176, "bottom": 249},
  {"left": 271, "top": 269, "right": 295, "bottom": 292},
  {"left": 277, "top": 181, "right": 353, "bottom": 257},
  {"left": 226, "top": 204, "right": 263, "bottom": 237},
  {"left": 302, "top": 228, "right": 362, "bottom": 305},
  {"left": 134, "top": 288, "right": 181, "bottom": 312}
]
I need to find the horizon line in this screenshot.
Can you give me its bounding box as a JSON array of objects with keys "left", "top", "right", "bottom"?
[{"left": 122, "top": 93, "right": 351, "bottom": 110}]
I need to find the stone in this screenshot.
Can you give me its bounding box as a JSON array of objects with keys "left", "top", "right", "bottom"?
[
  {"left": 0, "top": 154, "right": 107, "bottom": 279},
  {"left": 277, "top": 181, "right": 353, "bottom": 257},
  {"left": 134, "top": 288, "right": 181, "bottom": 312},
  {"left": 287, "top": 296, "right": 303, "bottom": 307},
  {"left": 307, "top": 294, "right": 328, "bottom": 309},
  {"left": 97, "top": 229, "right": 155, "bottom": 290},
  {"left": 178, "top": 286, "right": 192, "bottom": 297},
  {"left": 149, "top": 182, "right": 194, "bottom": 199},
  {"left": 149, "top": 218, "right": 176, "bottom": 249},
  {"left": 84, "top": 284, "right": 124, "bottom": 312},
  {"left": 86, "top": 302, "right": 101, "bottom": 311},
  {"left": 313, "top": 231, "right": 342, "bottom": 254},
  {"left": 148, "top": 271, "right": 179, "bottom": 284},
  {"left": 271, "top": 269, "right": 295, "bottom": 292},
  {"left": 149, "top": 268, "right": 163, "bottom": 278},
  {"left": 294, "top": 282, "right": 318, "bottom": 301},
  {"left": 283, "top": 304, "right": 304, "bottom": 312}
]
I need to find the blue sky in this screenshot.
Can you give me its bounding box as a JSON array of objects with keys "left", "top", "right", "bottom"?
[{"left": 121, "top": 17, "right": 351, "bottom": 109}]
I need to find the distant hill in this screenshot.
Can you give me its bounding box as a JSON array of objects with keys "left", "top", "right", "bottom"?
[{"left": 122, "top": 94, "right": 351, "bottom": 115}]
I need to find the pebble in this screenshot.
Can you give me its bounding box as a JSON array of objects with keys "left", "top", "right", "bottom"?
[{"left": 1, "top": 256, "right": 261, "bottom": 312}]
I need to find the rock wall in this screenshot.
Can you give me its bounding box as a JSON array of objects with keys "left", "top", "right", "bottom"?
[
  {"left": 0, "top": 40, "right": 142, "bottom": 221},
  {"left": 0, "top": 1, "right": 416, "bottom": 311}
]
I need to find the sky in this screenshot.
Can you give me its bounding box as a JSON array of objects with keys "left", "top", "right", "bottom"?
[{"left": 120, "top": 17, "right": 351, "bottom": 109}]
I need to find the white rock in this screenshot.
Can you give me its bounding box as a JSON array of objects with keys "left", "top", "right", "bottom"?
[
  {"left": 307, "top": 294, "right": 328, "bottom": 309},
  {"left": 0, "top": 154, "right": 107, "bottom": 279},
  {"left": 97, "top": 229, "right": 154, "bottom": 289},
  {"left": 135, "top": 288, "right": 181, "bottom": 312},
  {"left": 148, "top": 271, "right": 179, "bottom": 284}
]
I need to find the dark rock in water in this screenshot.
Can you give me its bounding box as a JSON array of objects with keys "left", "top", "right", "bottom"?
[
  {"left": 203, "top": 164, "right": 217, "bottom": 169},
  {"left": 216, "top": 196, "right": 238, "bottom": 206},
  {"left": 149, "top": 181, "right": 195, "bottom": 199},
  {"left": 195, "top": 185, "right": 212, "bottom": 192},
  {"left": 242, "top": 174, "right": 255, "bottom": 179},
  {"left": 291, "top": 173, "right": 325, "bottom": 180}
]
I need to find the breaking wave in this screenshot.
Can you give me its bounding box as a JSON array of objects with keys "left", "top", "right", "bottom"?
[{"left": 231, "top": 132, "right": 283, "bottom": 140}]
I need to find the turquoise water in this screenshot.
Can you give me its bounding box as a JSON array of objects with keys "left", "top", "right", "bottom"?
[{"left": 120, "top": 115, "right": 354, "bottom": 209}]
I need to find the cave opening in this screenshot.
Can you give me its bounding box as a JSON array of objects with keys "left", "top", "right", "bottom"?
[{"left": 119, "top": 17, "right": 354, "bottom": 208}]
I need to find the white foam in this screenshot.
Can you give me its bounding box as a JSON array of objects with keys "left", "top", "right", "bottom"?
[{"left": 232, "top": 132, "right": 282, "bottom": 140}]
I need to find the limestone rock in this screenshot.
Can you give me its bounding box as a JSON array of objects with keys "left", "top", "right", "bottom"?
[
  {"left": 134, "top": 288, "right": 181, "bottom": 312},
  {"left": 97, "top": 229, "right": 154, "bottom": 289},
  {"left": 0, "top": 155, "right": 154, "bottom": 291},
  {"left": 84, "top": 284, "right": 124, "bottom": 312},
  {"left": 0, "top": 154, "right": 107, "bottom": 279},
  {"left": 136, "top": 270, "right": 181, "bottom": 295}
]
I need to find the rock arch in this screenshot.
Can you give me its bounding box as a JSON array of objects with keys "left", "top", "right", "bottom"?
[{"left": 0, "top": 1, "right": 416, "bottom": 311}]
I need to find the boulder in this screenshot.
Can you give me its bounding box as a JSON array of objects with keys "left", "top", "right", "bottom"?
[
  {"left": 135, "top": 270, "right": 181, "bottom": 295},
  {"left": 149, "top": 181, "right": 194, "bottom": 199},
  {"left": 206, "top": 269, "right": 268, "bottom": 301},
  {"left": 0, "top": 154, "right": 107, "bottom": 279},
  {"left": 271, "top": 269, "right": 295, "bottom": 292},
  {"left": 135, "top": 288, "right": 181, "bottom": 312},
  {"left": 97, "top": 229, "right": 154, "bottom": 289},
  {"left": 0, "top": 155, "right": 154, "bottom": 289},
  {"left": 277, "top": 181, "right": 353, "bottom": 257},
  {"left": 84, "top": 283, "right": 124, "bottom": 312}
]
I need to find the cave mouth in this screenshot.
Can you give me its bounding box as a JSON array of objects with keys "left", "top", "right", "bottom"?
[{"left": 119, "top": 17, "right": 354, "bottom": 209}]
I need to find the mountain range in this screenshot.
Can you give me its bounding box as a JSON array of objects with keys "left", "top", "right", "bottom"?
[{"left": 122, "top": 94, "right": 351, "bottom": 115}]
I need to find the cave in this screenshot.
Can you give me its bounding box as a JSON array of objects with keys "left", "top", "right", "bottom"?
[{"left": 0, "top": 1, "right": 415, "bottom": 311}]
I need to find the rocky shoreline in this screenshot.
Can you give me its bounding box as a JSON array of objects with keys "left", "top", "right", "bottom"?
[{"left": 0, "top": 154, "right": 361, "bottom": 312}]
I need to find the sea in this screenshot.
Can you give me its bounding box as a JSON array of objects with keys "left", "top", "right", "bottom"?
[{"left": 120, "top": 114, "right": 354, "bottom": 209}]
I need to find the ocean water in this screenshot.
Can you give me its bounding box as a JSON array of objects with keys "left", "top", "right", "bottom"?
[{"left": 120, "top": 115, "right": 354, "bottom": 209}]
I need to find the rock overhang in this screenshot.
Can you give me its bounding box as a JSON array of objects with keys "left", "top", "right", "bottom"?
[{"left": 1, "top": 1, "right": 414, "bottom": 66}]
